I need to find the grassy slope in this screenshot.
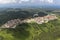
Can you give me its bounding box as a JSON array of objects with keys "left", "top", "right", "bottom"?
[{"left": 0, "top": 19, "right": 60, "bottom": 40}]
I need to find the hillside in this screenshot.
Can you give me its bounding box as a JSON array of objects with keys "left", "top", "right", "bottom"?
[
  {"left": 0, "top": 9, "right": 48, "bottom": 26},
  {"left": 0, "top": 9, "right": 60, "bottom": 40},
  {"left": 0, "top": 19, "right": 60, "bottom": 40}
]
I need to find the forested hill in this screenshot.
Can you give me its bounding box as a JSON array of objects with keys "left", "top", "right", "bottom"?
[
  {"left": 0, "top": 19, "right": 60, "bottom": 40},
  {"left": 0, "top": 9, "right": 60, "bottom": 40},
  {"left": 0, "top": 9, "right": 48, "bottom": 26}
]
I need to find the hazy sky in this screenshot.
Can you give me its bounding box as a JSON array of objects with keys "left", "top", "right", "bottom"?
[{"left": 0, "top": 0, "right": 60, "bottom": 6}]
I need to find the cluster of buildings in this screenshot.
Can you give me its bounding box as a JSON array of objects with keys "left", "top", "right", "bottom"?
[
  {"left": 1, "top": 19, "right": 23, "bottom": 28},
  {"left": 26, "top": 14, "right": 58, "bottom": 24},
  {"left": 0, "top": 14, "right": 57, "bottom": 28}
]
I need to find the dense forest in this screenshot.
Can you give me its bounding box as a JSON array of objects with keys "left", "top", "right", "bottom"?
[
  {"left": 0, "top": 8, "right": 60, "bottom": 40},
  {"left": 0, "top": 8, "right": 48, "bottom": 26}
]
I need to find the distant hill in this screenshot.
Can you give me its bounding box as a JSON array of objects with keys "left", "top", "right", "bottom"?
[{"left": 0, "top": 9, "right": 48, "bottom": 25}]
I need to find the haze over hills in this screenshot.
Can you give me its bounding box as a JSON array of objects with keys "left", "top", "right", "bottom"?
[
  {"left": 0, "top": 0, "right": 60, "bottom": 9},
  {"left": 0, "top": 4, "right": 60, "bottom": 10}
]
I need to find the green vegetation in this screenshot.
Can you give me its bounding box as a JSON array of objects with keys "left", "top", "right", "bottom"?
[
  {"left": 0, "top": 8, "right": 60, "bottom": 40},
  {"left": 0, "top": 9, "right": 47, "bottom": 26},
  {"left": 0, "top": 19, "right": 60, "bottom": 40}
]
